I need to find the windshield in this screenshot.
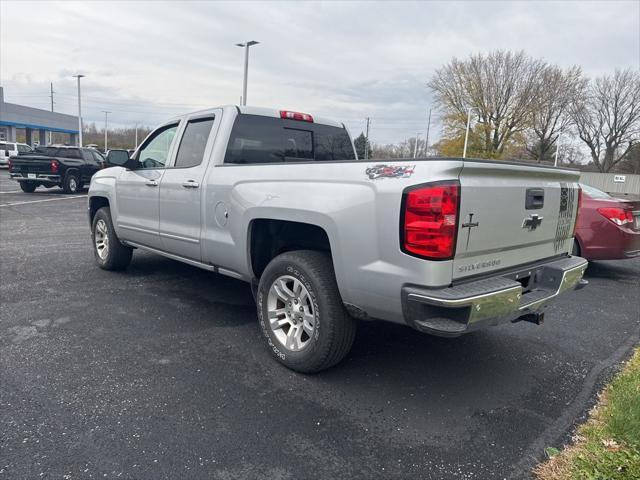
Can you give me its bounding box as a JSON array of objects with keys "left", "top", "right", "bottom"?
[{"left": 580, "top": 184, "right": 612, "bottom": 200}]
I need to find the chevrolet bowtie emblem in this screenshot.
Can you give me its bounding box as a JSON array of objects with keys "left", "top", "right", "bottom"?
[{"left": 522, "top": 214, "right": 543, "bottom": 230}]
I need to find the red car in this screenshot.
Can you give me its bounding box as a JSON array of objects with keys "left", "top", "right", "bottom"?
[{"left": 574, "top": 184, "right": 640, "bottom": 260}]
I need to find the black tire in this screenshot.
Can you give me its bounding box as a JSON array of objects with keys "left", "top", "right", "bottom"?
[
  {"left": 91, "top": 207, "right": 133, "bottom": 271},
  {"left": 62, "top": 172, "right": 80, "bottom": 194},
  {"left": 257, "top": 250, "right": 356, "bottom": 373},
  {"left": 19, "top": 182, "right": 37, "bottom": 193}
]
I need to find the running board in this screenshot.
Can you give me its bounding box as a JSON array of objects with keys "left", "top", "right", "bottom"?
[{"left": 123, "top": 241, "right": 244, "bottom": 280}]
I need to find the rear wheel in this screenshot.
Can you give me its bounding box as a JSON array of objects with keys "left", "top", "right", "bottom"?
[
  {"left": 92, "top": 207, "right": 133, "bottom": 270},
  {"left": 62, "top": 173, "right": 79, "bottom": 194},
  {"left": 257, "top": 250, "right": 356, "bottom": 373},
  {"left": 19, "top": 182, "right": 37, "bottom": 193}
]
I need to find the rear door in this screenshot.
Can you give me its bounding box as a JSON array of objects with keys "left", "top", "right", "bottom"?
[
  {"left": 115, "top": 123, "right": 179, "bottom": 250},
  {"left": 454, "top": 161, "right": 580, "bottom": 280},
  {"left": 158, "top": 112, "right": 219, "bottom": 260}
]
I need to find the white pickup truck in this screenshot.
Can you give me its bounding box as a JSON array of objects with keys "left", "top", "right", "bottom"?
[{"left": 89, "top": 106, "right": 588, "bottom": 372}]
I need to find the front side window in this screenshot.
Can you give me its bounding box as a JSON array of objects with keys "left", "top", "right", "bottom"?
[
  {"left": 92, "top": 151, "right": 105, "bottom": 163},
  {"left": 136, "top": 124, "right": 178, "bottom": 169},
  {"left": 173, "top": 117, "right": 215, "bottom": 168}
]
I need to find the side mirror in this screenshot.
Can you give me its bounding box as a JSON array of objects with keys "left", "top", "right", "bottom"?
[{"left": 106, "top": 149, "right": 135, "bottom": 169}]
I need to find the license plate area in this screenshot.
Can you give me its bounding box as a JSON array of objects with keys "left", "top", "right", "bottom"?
[{"left": 28, "top": 173, "right": 37, "bottom": 179}]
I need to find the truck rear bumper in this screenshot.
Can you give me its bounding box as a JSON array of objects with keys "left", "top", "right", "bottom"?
[
  {"left": 402, "top": 255, "right": 588, "bottom": 337},
  {"left": 10, "top": 173, "right": 61, "bottom": 185}
]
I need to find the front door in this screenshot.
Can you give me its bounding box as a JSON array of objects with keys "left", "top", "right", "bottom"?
[
  {"left": 115, "top": 123, "right": 179, "bottom": 250},
  {"left": 159, "top": 113, "right": 219, "bottom": 260}
]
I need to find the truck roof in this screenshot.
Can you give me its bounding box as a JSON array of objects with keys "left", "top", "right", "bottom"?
[{"left": 165, "top": 105, "right": 345, "bottom": 129}]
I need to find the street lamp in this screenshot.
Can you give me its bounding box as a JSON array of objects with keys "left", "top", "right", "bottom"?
[
  {"left": 72, "top": 74, "right": 85, "bottom": 147},
  {"left": 462, "top": 107, "right": 474, "bottom": 159},
  {"left": 102, "top": 111, "right": 111, "bottom": 152},
  {"left": 554, "top": 133, "right": 562, "bottom": 167},
  {"left": 235, "top": 40, "right": 259, "bottom": 106}
]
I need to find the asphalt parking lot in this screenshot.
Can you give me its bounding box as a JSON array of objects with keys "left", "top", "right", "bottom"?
[{"left": 1, "top": 171, "right": 639, "bottom": 480}]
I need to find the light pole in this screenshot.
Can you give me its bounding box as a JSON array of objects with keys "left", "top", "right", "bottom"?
[
  {"left": 235, "top": 40, "right": 259, "bottom": 106},
  {"left": 413, "top": 133, "right": 422, "bottom": 159},
  {"left": 72, "top": 74, "right": 85, "bottom": 146},
  {"left": 135, "top": 123, "right": 139, "bottom": 149},
  {"left": 102, "top": 111, "right": 111, "bottom": 152},
  {"left": 425, "top": 108, "right": 432, "bottom": 157},
  {"left": 462, "top": 107, "right": 473, "bottom": 158},
  {"left": 554, "top": 133, "right": 562, "bottom": 167}
]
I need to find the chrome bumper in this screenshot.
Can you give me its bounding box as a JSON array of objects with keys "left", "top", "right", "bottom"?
[
  {"left": 10, "top": 173, "right": 60, "bottom": 183},
  {"left": 402, "top": 256, "right": 588, "bottom": 336}
]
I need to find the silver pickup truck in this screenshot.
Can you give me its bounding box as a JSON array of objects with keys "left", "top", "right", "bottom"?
[{"left": 89, "top": 106, "right": 588, "bottom": 372}]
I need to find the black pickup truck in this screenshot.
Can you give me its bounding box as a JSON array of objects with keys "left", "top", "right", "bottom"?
[{"left": 9, "top": 146, "right": 106, "bottom": 193}]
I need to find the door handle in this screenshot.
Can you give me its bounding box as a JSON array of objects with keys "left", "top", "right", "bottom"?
[
  {"left": 145, "top": 180, "right": 159, "bottom": 187},
  {"left": 182, "top": 180, "right": 199, "bottom": 189}
]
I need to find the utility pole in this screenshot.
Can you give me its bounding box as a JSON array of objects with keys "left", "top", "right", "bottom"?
[
  {"left": 364, "top": 117, "right": 370, "bottom": 160},
  {"left": 135, "top": 123, "right": 139, "bottom": 149},
  {"left": 72, "top": 74, "right": 85, "bottom": 147},
  {"left": 235, "top": 41, "right": 259, "bottom": 106},
  {"left": 413, "top": 133, "right": 421, "bottom": 159},
  {"left": 424, "top": 108, "right": 432, "bottom": 157},
  {"left": 102, "top": 111, "right": 111, "bottom": 152},
  {"left": 49, "top": 83, "right": 55, "bottom": 145},
  {"left": 463, "top": 107, "right": 473, "bottom": 158}
]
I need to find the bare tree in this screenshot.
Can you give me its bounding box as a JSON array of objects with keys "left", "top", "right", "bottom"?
[
  {"left": 428, "top": 50, "right": 547, "bottom": 158},
  {"left": 527, "top": 65, "right": 585, "bottom": 162},
  {"left": 572, "top": 68, "right": 640, "bottom": 172}
]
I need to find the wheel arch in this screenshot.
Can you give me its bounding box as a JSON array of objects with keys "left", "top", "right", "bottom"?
[{"left": 248, "top": 218, "right": 333, "bottom": 280}]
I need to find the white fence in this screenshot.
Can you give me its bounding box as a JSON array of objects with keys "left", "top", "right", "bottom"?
[{"left": 579, "top": 172, "right": 640, "bottom": 196}]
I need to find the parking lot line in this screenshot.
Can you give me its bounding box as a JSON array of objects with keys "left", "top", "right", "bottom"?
[
  {"left": 0, "top": 195, "right": 86, "bottom": 207},
  {"left": 0, "top": 191, "right": 23, "bottom": 194}
]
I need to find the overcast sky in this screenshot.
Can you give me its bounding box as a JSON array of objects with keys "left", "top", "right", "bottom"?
[{"left": 1, "top": 0, "right": 638, "bottom": 144}]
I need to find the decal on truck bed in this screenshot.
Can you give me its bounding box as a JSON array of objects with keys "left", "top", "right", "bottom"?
[
  {"left": 554, "top": 182, "right": 577, "bottom": 252},
  {"left": 365, "top": 164, "right": 415, "bottom": 180}
]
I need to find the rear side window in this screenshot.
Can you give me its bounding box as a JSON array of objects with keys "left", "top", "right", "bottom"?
[
  {"left": 224, "top": 114, "right": 355, "bottom": 164},
  {"left": 57, "top": 149, "right": 82, "bottom": 159},
  {"left": 1, "top": 143, "right": 16, "bottom": 150},
  {"left": 174, "top": 117, "right": 215, "bottom": 168}
]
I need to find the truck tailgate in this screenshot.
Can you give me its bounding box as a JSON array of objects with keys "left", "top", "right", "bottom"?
[
  {"left": 454, "top": 161, "right": 580, "bottom": 280},
  {"left": 10, "top": 155, "right": 55, "bottom": 174}
]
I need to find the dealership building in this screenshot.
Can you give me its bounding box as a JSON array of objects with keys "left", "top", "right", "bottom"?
[{"left": 0, "top": 86, "right": 79, "bottom": 146}]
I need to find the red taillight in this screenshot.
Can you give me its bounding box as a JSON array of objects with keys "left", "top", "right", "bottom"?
[
  {"left": 51, "top": 159, "right": 59, "bottom": 173},
  {"left": 573, "top": 186, "right": 583, "bottom": 236},
  {"left": 597, "top": 207, "right": 634, "bottom": 226},
  {"left": 280, "top": 110, "right": 314, "bottom": 122},
  {"left": 7, "top": 158, "right": 12, "bottom": 172},
  {"left": 401, "top": 181, "right": 460, "bottom": 260}
]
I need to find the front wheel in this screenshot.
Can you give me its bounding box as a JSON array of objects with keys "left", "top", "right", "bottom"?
[
  {"left": 92, "top": 207, "right": 133, "bottom": 270},
  {"left": 257, "top": 250, "right": 356, "bottom": 373},
  {"left": 19, "top": 182, "right": 37, "bottom": 193}
]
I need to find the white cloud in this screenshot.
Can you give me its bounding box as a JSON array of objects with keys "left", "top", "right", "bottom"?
[{"left": 1, "top": 0, "right": 638, "bottom": 143}]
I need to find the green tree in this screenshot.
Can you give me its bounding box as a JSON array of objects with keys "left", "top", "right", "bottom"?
[{"left": 353, "top": 132, "right": 371, "bottom": 160}]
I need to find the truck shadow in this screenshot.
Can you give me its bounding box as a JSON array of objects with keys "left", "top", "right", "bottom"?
[{"left": 584, "top": 259, "right": 640, "bottom": 284}]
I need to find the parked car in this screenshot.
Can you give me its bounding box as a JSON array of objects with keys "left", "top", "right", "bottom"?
[
  {"left": 8, "top": 146, "right": 105, "bottom": 193},
  {"left": 0, "top": 142, "right": 33, "bottom": 167},
  {"left": 573, "top": 184, "right": 640, "bottom": 260},
  {"left": 88, "top": 105, "right": 587, "bottom": 372}
]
